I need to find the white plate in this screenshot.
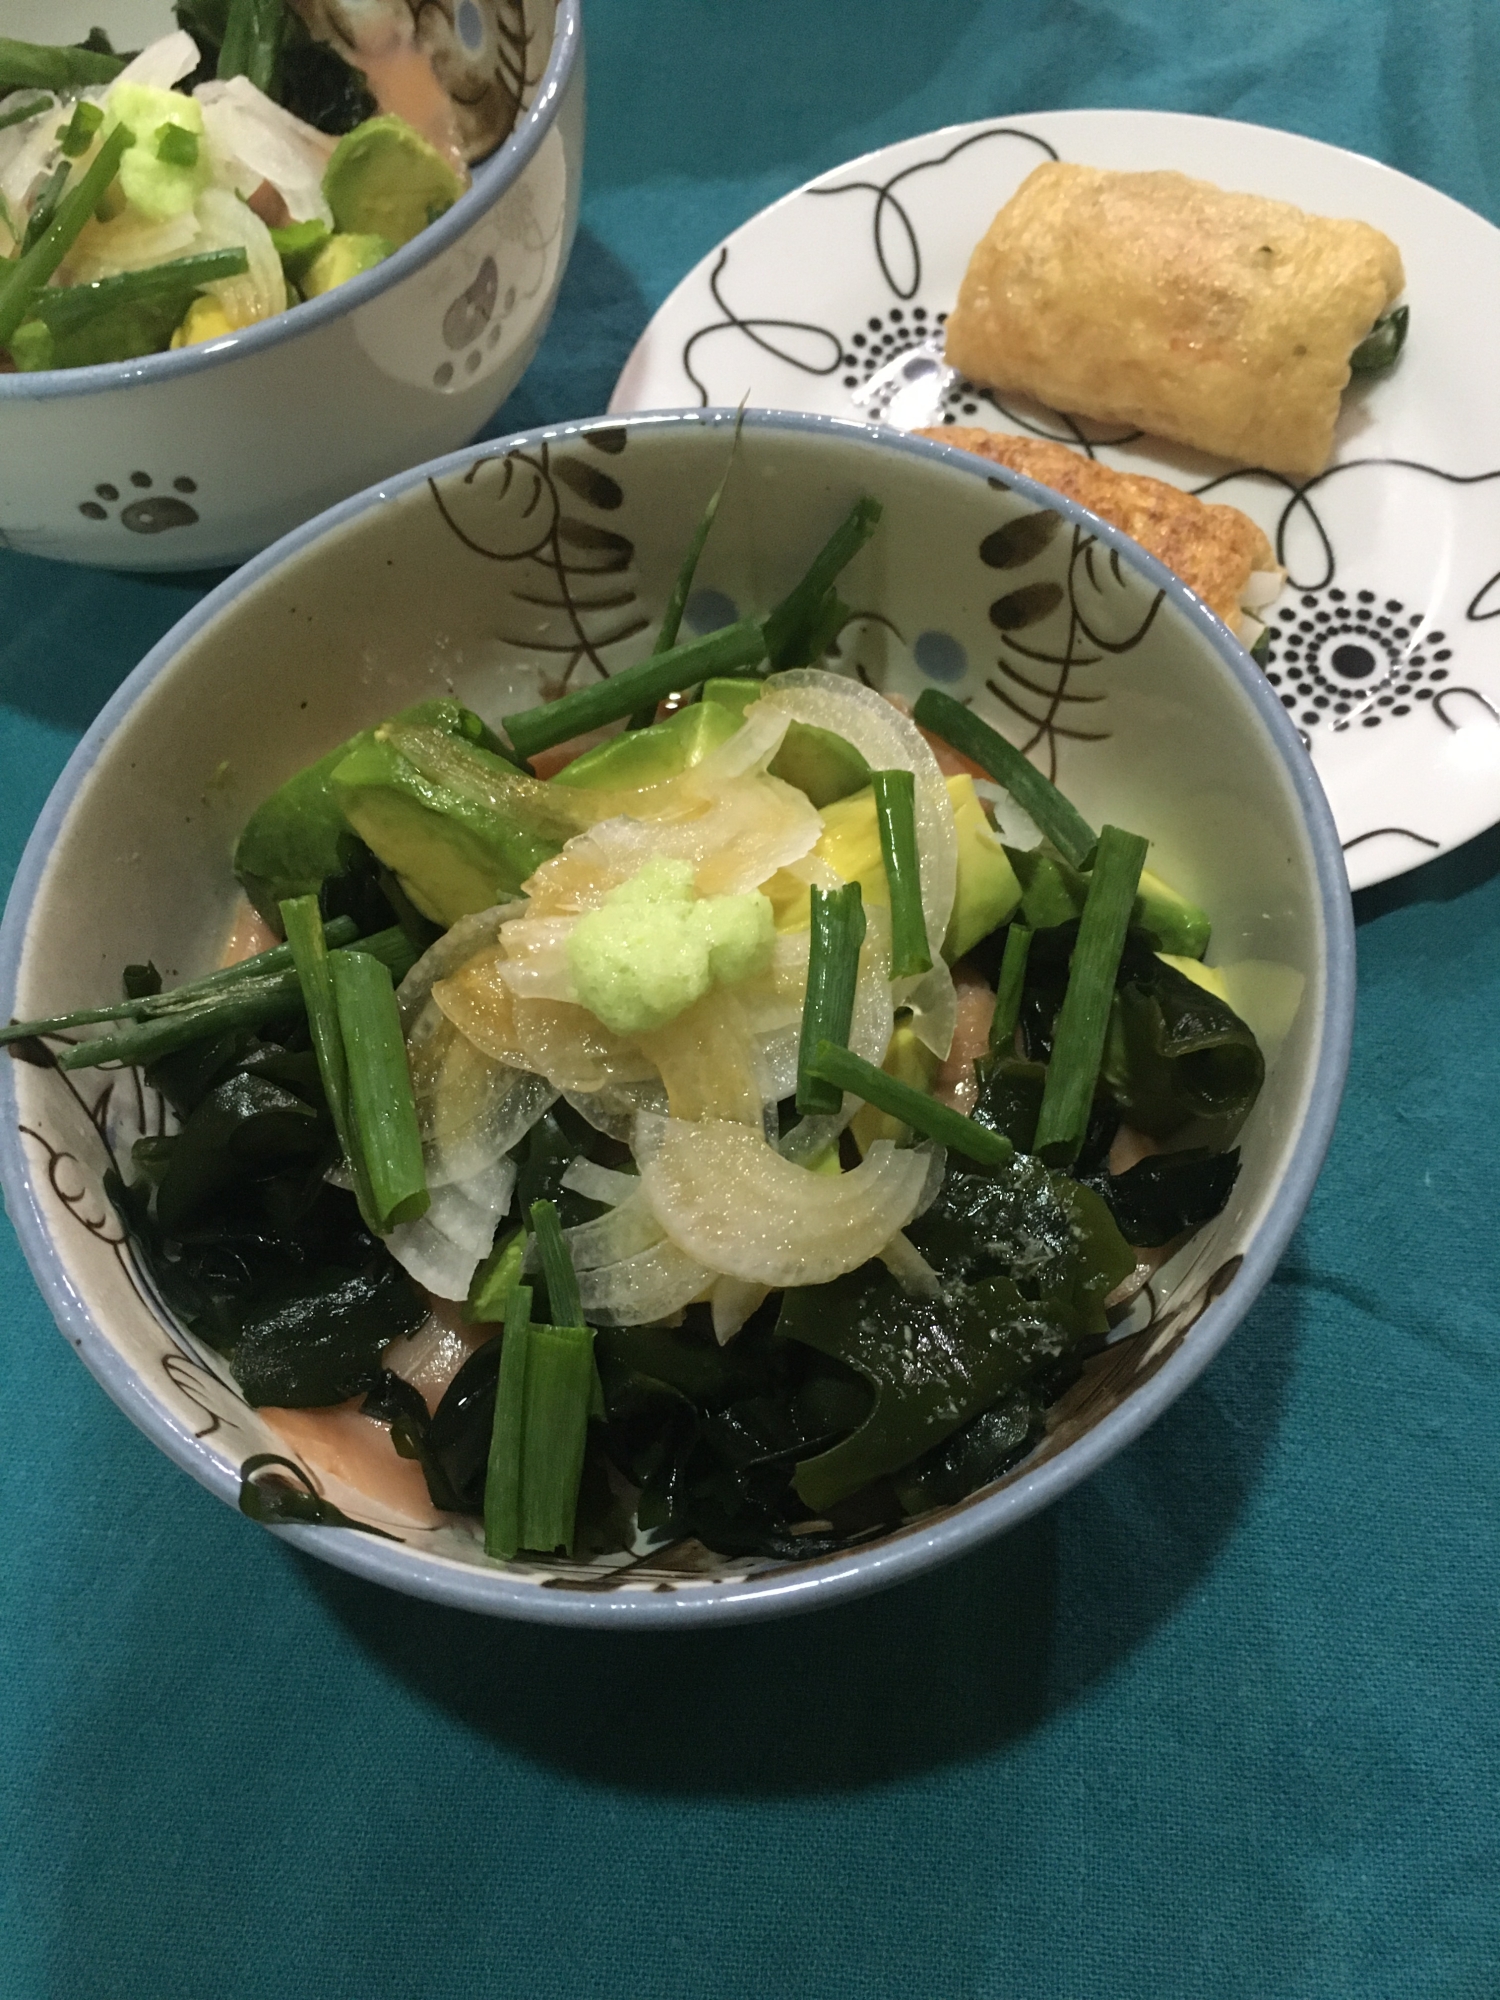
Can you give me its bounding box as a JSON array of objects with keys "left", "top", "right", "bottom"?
[{"left": 612, "top": 110, "right": 1500, "bottom": 891}]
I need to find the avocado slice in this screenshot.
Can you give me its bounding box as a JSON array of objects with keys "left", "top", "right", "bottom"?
[
  {"left": 1134, "top": 869, "right": 1211, "bottom": 958},
  {"left": 234, "top": 699, "right": 495, "bottom": 929},
  {"left": 301, "top": 231, "right": 393, "bottom": 297},
  {"left": 700, "top": 679, "right": 872, "bottom": 807},
  {"left": 331, "top": 728, "right": 576, "bottom": 927},
  {"left": 850, "top": 1019, "right": 941, "bottom": 1154},
  {"left": 944, "top": 775, "right": 1022, "bottom": 959},
  {"left": 323, "top": 114, "right": 465, "bottom": 248},
  {"left": 553, "top": 701, "right": 740, "bottom": 790}
]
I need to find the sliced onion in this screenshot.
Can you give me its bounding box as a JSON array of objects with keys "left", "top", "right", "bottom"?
[
  {"left": 903, "top": 958, "right": 958, "bottom": 1061},
  {"left": 639, "top": 1117, "right": 946, "bottom": 1287},
  {"left": 407, "top": 1000, "right": 555, "bottom": 1187},
  {"left": 384, "top": 1158, "right": 516, "bottom": 1301},
  {"left": 192, "top": 186, "right": 287, "bottom": 326},
  {"left": 196, "top": 75, "right": 334, "bottom": 225},
  {"left": 710, "top": 1276, "right": 771, "bottom": 1344},
  {"left": 573, "top": 1239, "right": 713, "bottom": 1327},
  {"left": 579, "top": 773, "right": 821, "bottom": 900},
  {"left": 115, "top": 30, "right": 201, "bottom": 90},
  {"left": 879, "top": 1231, "right": 943, "bottom": 1298},
  {"left": 547, "top": 1190, "right": 666, "bottom": 1269},
  {"left": 563, "top": 1081, "right": 669, "bottom": 1140},
  {"left": 398, "top": 901, "right": 525, "bottom": 1024},
  {"left": 495, "top": 914, "right": 577, "bottom": 1002},
  {"left": 559, "top": 1158, "right": 643, "bottom": 1206},
  {"left": 760, "top": 670, "right": 958, "bottom": 949},
  {"left": 637, "top": 987, "right": 770, "bottom": 1127}
]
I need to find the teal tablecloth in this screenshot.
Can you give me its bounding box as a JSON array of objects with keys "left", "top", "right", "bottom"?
[{"left": 4, "top": 6, "right": 1499, "bottom": 1994}]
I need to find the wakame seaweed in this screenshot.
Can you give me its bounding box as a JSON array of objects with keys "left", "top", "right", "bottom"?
[{"left": 1085, "top": 1147, "right": 1242, "bottom": 1248}]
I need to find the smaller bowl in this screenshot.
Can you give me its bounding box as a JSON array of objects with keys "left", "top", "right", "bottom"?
[
  {"left": 0, "top": 1, "right": 582, "bottom": 572},
  {"left": 0, "top": 410, "right": 1354, "bottom": 1625}
]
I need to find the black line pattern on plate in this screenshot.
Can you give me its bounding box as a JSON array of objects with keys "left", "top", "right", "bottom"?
[{"left": 1340, "top": 827, "right": 1441, "bottom": 853}]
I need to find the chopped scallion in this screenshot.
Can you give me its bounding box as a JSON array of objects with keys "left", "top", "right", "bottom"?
[
  {"left": 328, "top": 946, "right": 428, "bottom": 1233},
  {"left": 911, "top": 688, "right": 1096, "bottom": 871},
  {"left": 988, "top": 923, "right": 1032, "bottom": 1058},
  {"left": 529, "top": 1197, "right": 584, "bottom": 1329},
  {"left": 1032, "top": 824, "right": 1148, "bottom": 1166},
  {"left": 0, "top": 119, "right": 132, "bottom": 347},
  {"left": 154, "top": 122, "right": 199, "bottom": 169},
  {"left": 796, "top": 881, "right": 866, "bottom": 1116},
  {"left": 502, "top": 619, "right": 766, "bottom": 762},
  {"left": 762, "top": 496, "right": 882, "bottom": 670},
  {"left": 281, "top": 895, "right": 378, "bottom": 1232},
  {"left": 872, "top": 768, "right": 931, "bottom": 978},
  {"left": 484, "top": 1283, "right": 532, "bottom": 1559},
  {"left": 809, "top": 1040, "right": 1013, "bottom": 1167}
]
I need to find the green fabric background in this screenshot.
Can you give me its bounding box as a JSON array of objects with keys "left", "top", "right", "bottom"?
[{"left": 3, "top": 4, "right": 1499, "bottom": 1994}]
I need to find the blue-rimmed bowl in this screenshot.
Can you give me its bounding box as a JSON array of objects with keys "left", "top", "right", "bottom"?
[
  {"left": 0, "top": 409, "right": 1354, "bottom": 1624},
  {"left": 0, "top": 0, "right": 582, "bottom": 572}
]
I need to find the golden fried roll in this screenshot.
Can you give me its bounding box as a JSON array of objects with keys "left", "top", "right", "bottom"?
[
  {"left": 921, "top": 426, "right": 1282, "bottom": 635},
  {"left": 944, "top": 163, "right": 1405, "bottom": 479}
]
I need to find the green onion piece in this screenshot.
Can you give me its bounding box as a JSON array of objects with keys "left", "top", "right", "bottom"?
[
  {"left": 911, "top": 688, "right": 1097, "bottom": 872},
  {"left": 20, "top": 160, "right": 69, "bottom": 253},
  {"left": 327, "top": 946, "right": 428, "bottom": 1233},
  {"left": 1032, "top": 824, "right": 1148, "bottom": 1167},
  {"left": 467, "top": 1224, "right": 526, "bottom": 1322},
  {"left": 872, "top": 768, "right": 931, "bottom": 978},
  {"left": 810, "top": 1040, "right": 1013, "bottom": 1168},
  {"left": 154, "top": 122, "right": 199, "bottom": 168},
  {"left": 988, "top": 923, "right": 1032, "bottom": 1058},
  {"left": 501, "top": 618, "right": 766, "bottom": 762},
  {"left": 518, "top": 1323, "right": 596, "bottom": 1556},
  {"left": 58, "top": 100, "right": 103, "bottom": 159},
  {"left": 628, "top": 407, "right": 746, "bottom": 729},
  {"left": 0, "top": 96, "right": 51, "bottom": 136},
  {"left": 10, "top": 247, "right": 251, "bottom": 370},
  {"left": 1350, "top": 304, "right": 1409, "bottom": 373},
  {"left": 217, "top": 0, "right": 287, "bottom": 95},
  {"left": 796, "top": 881, "right": 866, "bottom": 1116},
  {"left": 46, "top": 925, "right": 412, "bottom": 1073},
  {"left": 762, "top": 496, "right": 882, "bottom": 670},
  {"left": 529, "top": 1197, "right": 584, "bottom": 1330},
  {"left": 484, "top": 1283, "right": 533, "bottom": 1559},
  {"left": 0, "top": 119, "right": 132, "bottom": 348},
  {"left": 281, "top": 895, "right": 378, "bottom": 1231},
  {"left": 0, "top": 39, "right": 125, "bottom": 93},
  {"left": 52, "top": 973, "right": 302, "bottom": 1071}
]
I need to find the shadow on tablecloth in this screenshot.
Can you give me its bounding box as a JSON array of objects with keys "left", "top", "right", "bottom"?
[{"left": 299, "top": 1249, "right": 1305, "bottom": 1795}]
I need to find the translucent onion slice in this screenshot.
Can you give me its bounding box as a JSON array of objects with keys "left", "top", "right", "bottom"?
[
  {"left": 397, "top": 901, "right": 523, "bottom": 1026},
  {"left": 573, "top": 1239, "right": 713, "bottom": 1327},
  {"left": 581, "top": 772, "right": 822, "bottom": 900},
  {"left": 902, "top": 957, "right": 958, "bottom": 1061},
  {"left": 560, "top": 1158, "right": 642, "bottom": 1206},
  {"left": 710, "top": 1276, "right": 770, "bottom": 1345},
  {"left": 637, "top": 987, "right": 769, "bottom": 1127},
  {"left": 192, "top": 186, "right": 287, "bottom": 326},
  {"left": 384, "top": 1156, "right": 517, "bottom": 1301},
  {"left": 196, "top": 75, "right": 335, "bottom": 224},
  {"left": 540, "top": 1189, "right": 665, "bottom": 1269},
  {"left": 495, "top": 915, "right": 577, "bottom": 1003},
  {"left": 563, "top": 1081, "right": 670, "bottom": 1141},
  {"left": 115, "top": 29, "right": 201, "bottom": 89},
  {"left": 879, "top": 1230, "right": 943, "bottom": 1298},
  {"left": 433, "top": 952, "right": 656, "bottom": 1091},
  {"left": 407, "top": 1001, "right": 556, "bottom": 1187},
  {"left": 639, "top": 1117, "right": 946, "bottom": 1288},
  {"left": 760, "top": 670, "right": 958, "bottom": 949}
]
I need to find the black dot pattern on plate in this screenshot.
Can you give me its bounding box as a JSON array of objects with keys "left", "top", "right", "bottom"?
[
  {"left": 1261, "top": 584, "right": 1448, "bottom": 732},
  {"left": 840, "top": 305, "right": 943, "bottom": 392}
]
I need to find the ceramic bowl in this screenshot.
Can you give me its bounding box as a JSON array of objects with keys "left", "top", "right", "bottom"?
[
  {"left": 0, "top": 409, "right": 1354, "bottom": 1624},
  {"left": 0, "top": 0, "right": 582, "bottom": 573}
]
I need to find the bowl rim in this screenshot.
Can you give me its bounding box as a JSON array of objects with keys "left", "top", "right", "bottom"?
[
  {"left": 0, "top": 406, "right": 1356, "bottom": 1626},
  {"left": 0, "top": 0, "right": 581, "bottom": 406}
]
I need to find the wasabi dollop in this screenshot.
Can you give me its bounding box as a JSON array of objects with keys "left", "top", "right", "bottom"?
[{"left": 567, "top": 857, "right": 774, "bottom": 1035}]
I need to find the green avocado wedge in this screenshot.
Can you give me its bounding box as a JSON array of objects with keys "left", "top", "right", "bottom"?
[{"left": 322, "top": 114, "right": 464, "bottom": 246}]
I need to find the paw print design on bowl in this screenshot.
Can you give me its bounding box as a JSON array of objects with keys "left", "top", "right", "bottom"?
[
  {"left": 1263, "top": 587, "right": 1452, "bottom": 732},
  {"left": 78, "top": 472, "right": 199, "bottom": 535},
  {"left": 433, "top": 254, "right": 519, "bottom": 387}
]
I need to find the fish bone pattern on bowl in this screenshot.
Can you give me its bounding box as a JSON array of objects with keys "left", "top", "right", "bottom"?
[{"left": 0, "top": 411, "right": 1353, "bottom": 1624}]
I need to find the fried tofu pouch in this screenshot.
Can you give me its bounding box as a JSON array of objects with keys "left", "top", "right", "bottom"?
[
  {"left": 944, "top": 163, "right": 1405, "bottom": 479},
  {"left": 919, "top": 426, "right": 1281, "bottom": 633}
]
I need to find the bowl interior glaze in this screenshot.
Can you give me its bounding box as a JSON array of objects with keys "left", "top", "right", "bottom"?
[{"left": 0, "top": 411, "right": 1353, "bottom": 1624}]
